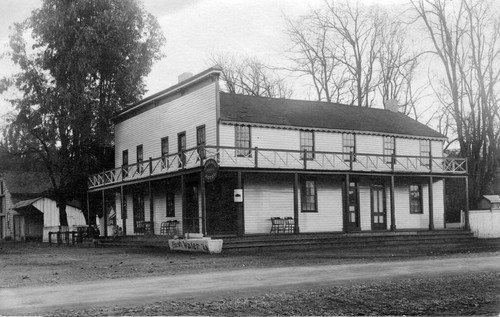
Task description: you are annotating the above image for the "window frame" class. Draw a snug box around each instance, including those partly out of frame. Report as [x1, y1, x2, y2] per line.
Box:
[122, 149, 129, 178]
[300, 130, 315, 160]
[383, 136, 395, 164]
[161, 137, 169, 168]
[235, 125, 251, 157]
[166, 187, 175, 217]
[409, 184, 423, 214]
[419, 139, 431, 166]
[196, 125, 206, 159]
[342, 133, 356, 161]
[136, 144, 144, 173]
[178, 131, 186, 167]
[300, 178, 318, 213]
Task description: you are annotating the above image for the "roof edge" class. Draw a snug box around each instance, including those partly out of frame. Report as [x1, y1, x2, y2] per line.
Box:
[113, 66, 222, 121]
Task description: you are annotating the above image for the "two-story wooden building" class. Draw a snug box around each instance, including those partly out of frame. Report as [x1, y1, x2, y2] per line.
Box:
[87, 67, 468, 238]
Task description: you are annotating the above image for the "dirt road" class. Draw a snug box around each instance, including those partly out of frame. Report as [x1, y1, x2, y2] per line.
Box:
[1, 254, 499, 315]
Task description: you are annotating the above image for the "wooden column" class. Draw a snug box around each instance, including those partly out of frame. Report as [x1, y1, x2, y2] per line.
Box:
[102, 189, 107, 237]
[428, 176, 434, 231]
[293, 173, 299, 233]
[121, 185, 126, 236]
[343, 174, 349, 233]
[237, 171, 244, 237]
[86, 192, 90, 226]
[181, 174, 186, 234]
[464, 176, 470, 230]
[149, 181, 154, 234]
[200, 170, 207, 236]
[390, 175, 396, 231]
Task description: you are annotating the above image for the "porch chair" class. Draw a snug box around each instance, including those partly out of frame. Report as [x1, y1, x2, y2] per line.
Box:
[284, 217, 295, 233]
[270, 217, 285, 234]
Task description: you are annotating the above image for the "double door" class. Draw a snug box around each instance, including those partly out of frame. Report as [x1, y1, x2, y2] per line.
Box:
[345, 181, 387, 231]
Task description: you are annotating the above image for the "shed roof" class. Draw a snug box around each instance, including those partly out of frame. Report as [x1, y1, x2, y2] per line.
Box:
[481, 195, 500, 204]
[219, 93, 445, 139]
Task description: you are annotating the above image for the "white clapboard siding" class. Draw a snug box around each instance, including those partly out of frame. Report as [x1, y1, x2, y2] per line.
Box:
[32, 198, 86, 227]
[432, 140, 444, 157]
[357, 135, 383, 155]
[298, 177, 343, 233]
[316, 131, 342, 152]
[115, 80, 217, 167]
[244, 174, 294, 234]
[394, 184, 430, 229]
[395, 138, 419, 156]
[358, 185, 373, 231]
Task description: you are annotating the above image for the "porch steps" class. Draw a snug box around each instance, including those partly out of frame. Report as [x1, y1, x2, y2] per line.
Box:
[98, 230, 500, 255]
[220, 230, 492, 252]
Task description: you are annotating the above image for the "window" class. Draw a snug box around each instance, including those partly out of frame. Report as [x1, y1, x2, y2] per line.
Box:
[300, 130, 315, 160]
[197, 125, 206, 159]
[420, 140, 430, 166]
[161, 137, 169, 167]
[122, 150, 129, 178]
[178, 132, 186, 167]
[235, 125, 251, 156]
[383, 136, 395, 163]
[301, 179, 317, 212]
[409, 185, 423, 214]
[136, 144, 143, 173]
[0, 181, 4, 214]
[342, 133, 356, 161]
[166, 189, 175, 217]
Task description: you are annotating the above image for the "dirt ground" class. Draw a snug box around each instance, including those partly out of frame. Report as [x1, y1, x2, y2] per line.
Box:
[1, 241, 500, 316]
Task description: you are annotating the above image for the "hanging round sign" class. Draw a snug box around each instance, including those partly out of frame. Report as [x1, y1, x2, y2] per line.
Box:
[204, 159, 219, 183]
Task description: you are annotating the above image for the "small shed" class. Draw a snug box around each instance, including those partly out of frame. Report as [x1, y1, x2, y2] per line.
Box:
[13, 197, 86, 242]
[479, 195, 500, 210]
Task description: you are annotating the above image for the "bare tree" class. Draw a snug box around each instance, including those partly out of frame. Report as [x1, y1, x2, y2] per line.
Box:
[411, 0, 500, 208]
[285, 0, 425, 116]
[208, 52, 293, 99]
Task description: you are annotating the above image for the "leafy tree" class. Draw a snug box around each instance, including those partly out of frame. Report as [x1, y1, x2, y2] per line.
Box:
[1, 0, 164, 225]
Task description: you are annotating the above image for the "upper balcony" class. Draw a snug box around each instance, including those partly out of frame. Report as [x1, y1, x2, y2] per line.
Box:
[88, 145, 467, 190]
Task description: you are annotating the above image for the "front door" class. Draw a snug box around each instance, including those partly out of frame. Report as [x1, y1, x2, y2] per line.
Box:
[132, 193, 145, 233]
[371, 185, 387, 230]
[184, 182, 200, 233]
[345, 180, 360, 231]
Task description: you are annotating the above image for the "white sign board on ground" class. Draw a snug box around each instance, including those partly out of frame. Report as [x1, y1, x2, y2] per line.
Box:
[168, 238, 223, 254]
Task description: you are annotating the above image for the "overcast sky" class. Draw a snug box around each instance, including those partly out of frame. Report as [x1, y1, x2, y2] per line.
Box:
[0, 0, 333, 119]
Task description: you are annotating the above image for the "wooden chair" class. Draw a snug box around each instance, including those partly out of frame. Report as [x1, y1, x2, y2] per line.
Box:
[284, 217, 295, 233]
[270, 217, 285, 234]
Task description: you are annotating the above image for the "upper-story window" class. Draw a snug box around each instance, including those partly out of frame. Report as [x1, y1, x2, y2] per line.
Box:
[419, 140, 430, 166]
[178, 132, 186, 167]
[235, 125, 251, 157]
[136, 144, 144, 173]
[342, 133, 356, 161]
[300, 130, 315, 160]
[383, 136, 395, 163]
[122, 149, 129, 178]
[161, 137, 169, 167]
[0, 180, 4, 214]
[197, 125, 206, 159]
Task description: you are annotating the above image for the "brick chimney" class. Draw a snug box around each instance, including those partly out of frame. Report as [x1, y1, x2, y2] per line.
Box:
[178, 72, 193, 83]
[384, 99, 399, 112]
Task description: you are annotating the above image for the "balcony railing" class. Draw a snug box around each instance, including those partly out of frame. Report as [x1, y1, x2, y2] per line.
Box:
[88, 145, 467, 189]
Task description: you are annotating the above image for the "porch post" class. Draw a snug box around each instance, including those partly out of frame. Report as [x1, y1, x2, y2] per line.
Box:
[181, 174, 186, 235]
[293, 173, 299, 233]
[148, 180, 154, 234]
[390, 175, 396, 231]
[428, 176, 434, 231]
[464, 176, 470, 230]
[236, 171, 244, 237]
[343, 174, 349, 232]
[121, 185, 126, 236]
[86, 191, 90, 226]
[102, 189, 107, 237]
[200, 170, 207, 236]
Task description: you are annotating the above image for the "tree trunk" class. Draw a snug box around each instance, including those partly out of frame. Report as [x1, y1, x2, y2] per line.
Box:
[59, 202, 69, 227]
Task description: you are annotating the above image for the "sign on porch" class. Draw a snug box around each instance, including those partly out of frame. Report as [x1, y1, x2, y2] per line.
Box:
[204, 159, 219, 182]
[234, 189, 243, 202]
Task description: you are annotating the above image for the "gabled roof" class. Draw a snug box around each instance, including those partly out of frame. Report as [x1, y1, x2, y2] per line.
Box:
[219, 93, 445, 139]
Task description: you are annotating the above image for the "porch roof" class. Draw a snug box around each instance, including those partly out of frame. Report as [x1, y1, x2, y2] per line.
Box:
[219, 93, 446, 139]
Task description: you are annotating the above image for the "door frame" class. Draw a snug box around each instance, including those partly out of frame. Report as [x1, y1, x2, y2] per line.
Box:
[344, 179, 361, 232]
[370, 184, 387, 230]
